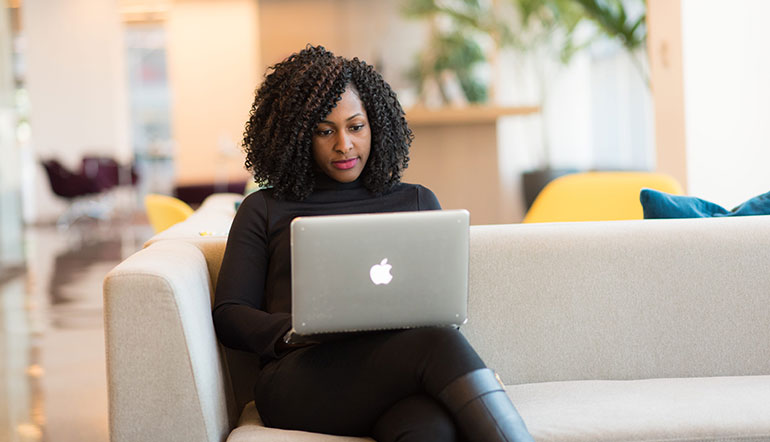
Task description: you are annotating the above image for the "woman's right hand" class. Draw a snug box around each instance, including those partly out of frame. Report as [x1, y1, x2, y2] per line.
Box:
[275, 333, 315, 354]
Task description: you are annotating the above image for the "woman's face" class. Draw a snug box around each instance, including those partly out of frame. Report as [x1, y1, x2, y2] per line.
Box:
[312, 85, 371, 183]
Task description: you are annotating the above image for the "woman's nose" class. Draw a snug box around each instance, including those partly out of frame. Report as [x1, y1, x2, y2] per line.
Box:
[334, 132, 353, 153]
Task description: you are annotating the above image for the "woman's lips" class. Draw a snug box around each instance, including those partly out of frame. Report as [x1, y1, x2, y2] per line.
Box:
[332, 158, 358, 170]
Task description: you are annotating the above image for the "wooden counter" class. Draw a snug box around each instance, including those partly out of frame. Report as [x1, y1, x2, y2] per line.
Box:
[403, 105, 540, 225]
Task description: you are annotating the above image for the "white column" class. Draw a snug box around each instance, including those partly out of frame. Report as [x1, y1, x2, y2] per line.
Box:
[680, 0, 770, 207]
[649, 0, 770, 207]
[22, 0, 129, 222]
[1, 0, 24, 260]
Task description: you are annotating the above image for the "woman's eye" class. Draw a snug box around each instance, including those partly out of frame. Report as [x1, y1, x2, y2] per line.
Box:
[350, 124, 365, 132]
[316, 129, 333, 136]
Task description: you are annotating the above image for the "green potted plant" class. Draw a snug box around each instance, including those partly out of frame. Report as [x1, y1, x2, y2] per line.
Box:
[403, 0, 648, 206]
[402, 0, 510, 105]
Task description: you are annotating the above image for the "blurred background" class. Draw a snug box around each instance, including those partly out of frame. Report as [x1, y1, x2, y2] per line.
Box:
[0, 0, 769, 440]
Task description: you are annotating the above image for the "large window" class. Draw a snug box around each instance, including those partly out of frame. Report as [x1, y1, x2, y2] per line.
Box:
[124, 24, 174, 197]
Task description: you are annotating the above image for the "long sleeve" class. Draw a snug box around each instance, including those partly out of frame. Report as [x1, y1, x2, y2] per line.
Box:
[213, 191, 291, 362]
[212, 179, 443, 364]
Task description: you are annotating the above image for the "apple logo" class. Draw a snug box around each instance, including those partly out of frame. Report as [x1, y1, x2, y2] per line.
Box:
[369, 258, 393, 285]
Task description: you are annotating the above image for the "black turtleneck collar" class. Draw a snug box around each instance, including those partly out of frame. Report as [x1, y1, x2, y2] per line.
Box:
[313, 170, 365, 191]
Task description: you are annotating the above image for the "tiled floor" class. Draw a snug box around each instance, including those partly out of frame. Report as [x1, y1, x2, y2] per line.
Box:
[1, 214, 153, 442]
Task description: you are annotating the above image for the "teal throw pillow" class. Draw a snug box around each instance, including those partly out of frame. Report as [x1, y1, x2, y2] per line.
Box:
[640, 189, 770, 219]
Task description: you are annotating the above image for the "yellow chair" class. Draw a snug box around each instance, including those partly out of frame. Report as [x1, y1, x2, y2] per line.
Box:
[144, 193, 195, 233]
[523, 171, 684, 223]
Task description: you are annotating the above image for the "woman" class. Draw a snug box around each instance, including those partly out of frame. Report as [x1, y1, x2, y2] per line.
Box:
[213, 45, 532, 442]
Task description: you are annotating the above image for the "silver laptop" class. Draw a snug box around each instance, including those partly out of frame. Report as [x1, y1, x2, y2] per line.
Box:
[288, 209, 469, 342]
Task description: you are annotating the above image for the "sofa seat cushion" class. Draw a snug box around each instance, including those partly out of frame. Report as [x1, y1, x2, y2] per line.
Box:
[509, 375, 770, 441]
[228, 401, 373, 442]
[230, 376, 770, 441]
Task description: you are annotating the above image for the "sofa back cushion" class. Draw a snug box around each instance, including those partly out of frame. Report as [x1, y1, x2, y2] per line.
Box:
[462, 215, 770, 385]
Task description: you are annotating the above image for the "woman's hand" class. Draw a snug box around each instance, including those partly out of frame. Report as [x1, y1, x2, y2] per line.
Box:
[275, 333, 315, 354]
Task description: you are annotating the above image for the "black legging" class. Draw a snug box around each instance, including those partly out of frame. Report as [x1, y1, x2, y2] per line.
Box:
[254, 327, 486, 441]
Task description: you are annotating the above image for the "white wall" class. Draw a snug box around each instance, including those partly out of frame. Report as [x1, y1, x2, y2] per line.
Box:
[165, 0, 258, 186]
[22, 0, 129, 222]
[258, 0, 425, 96]
[681, 0, 770, 208]
[589, 47, 654, 170]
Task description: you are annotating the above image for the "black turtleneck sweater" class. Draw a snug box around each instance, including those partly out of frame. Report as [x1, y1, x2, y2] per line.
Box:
[213, 174, 441, 364]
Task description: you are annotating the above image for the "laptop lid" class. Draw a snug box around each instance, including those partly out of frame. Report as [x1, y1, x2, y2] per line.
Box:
[290, 209, 469, 337]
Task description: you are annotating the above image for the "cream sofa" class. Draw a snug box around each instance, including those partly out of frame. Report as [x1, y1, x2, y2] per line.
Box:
[104, 194, 770, 441]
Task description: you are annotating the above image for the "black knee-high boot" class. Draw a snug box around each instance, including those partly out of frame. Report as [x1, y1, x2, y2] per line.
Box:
[438, 368, 534, 442]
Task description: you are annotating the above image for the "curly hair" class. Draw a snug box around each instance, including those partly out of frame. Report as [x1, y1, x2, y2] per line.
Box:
[242, 45, 413, 200]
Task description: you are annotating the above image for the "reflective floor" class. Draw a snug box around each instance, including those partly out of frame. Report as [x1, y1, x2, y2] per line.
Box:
[1, 213, 153, 442]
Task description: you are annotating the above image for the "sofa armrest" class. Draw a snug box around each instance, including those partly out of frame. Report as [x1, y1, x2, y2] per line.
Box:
[143, 193, 241, 248]
[104, 240, 233, 442]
